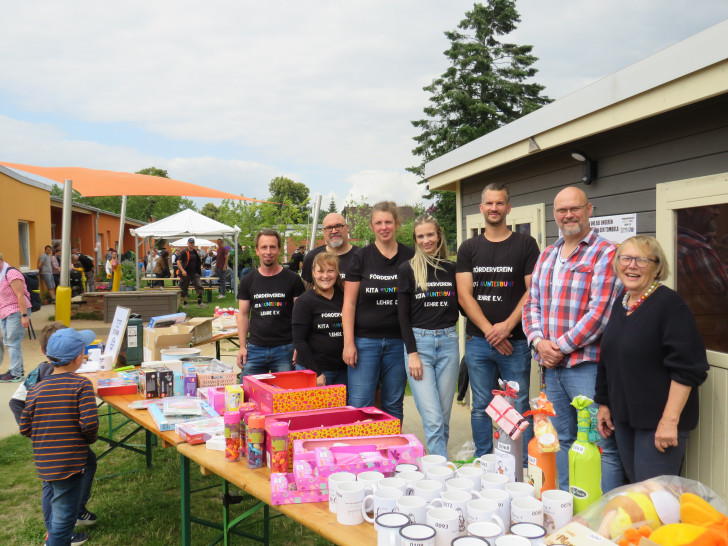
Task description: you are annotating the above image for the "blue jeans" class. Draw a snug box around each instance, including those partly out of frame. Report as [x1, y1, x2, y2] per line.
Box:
[243, 343, 294, 377]
[46, 472, 83, 546]
[544, 363, 624, 493]
[406, 327, 459, 458]
[215, 268, 229, 296]
[465, 336, 532, 459]
[294, 363, 349, 390]
[0, 310, 28, 377]
[348, 337, 406, 421]
[43, 448, 97, 531]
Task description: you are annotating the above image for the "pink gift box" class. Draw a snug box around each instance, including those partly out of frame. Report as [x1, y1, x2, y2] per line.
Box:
[243, 370, 346, 414]
[486, 394, 529, 440]
[264, 406, 401, 471]
[270, 471, 328, 505]
[204, 386, 229, 415]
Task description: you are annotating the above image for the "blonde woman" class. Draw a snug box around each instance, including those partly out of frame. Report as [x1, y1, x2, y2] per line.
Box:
[397, 215, 458, 457]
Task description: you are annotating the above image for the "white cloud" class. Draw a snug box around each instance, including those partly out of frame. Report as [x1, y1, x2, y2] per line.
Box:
[343, 170, 425, 206]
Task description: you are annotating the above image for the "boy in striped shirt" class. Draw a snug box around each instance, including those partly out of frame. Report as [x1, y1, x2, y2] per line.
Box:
[20, 328, 99, 546]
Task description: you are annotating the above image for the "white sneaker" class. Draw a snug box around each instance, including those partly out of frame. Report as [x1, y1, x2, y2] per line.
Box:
[217, 294, 226, 299]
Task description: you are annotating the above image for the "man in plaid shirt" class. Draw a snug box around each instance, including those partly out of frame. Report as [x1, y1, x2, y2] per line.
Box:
[523, 186, 624, 493]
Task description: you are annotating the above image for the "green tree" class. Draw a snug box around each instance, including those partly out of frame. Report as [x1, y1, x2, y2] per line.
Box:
[268, 176, 310, 224]
[408, 0, 551, 248]
[200, 202, 220, 220]
[327, 197, 338, 214]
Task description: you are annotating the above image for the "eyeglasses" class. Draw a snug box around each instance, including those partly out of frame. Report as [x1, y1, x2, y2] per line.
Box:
[322, 224, 347, 233]
[618, 255, 657, 268]
[554, 204, 589, 215]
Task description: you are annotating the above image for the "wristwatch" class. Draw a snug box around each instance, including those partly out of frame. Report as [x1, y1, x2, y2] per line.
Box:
[531, 337, 543, 351]
[21, 313, 28, 317]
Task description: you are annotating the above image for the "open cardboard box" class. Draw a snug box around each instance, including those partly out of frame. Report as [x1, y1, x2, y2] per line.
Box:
[173, 317, 214, 344]
[143, 327, 191, 362]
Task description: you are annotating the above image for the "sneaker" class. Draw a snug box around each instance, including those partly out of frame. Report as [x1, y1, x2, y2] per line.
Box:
[197, 302, 208, 308]
[71, 532, 89, 545]
[217, 294, 226, 299]
[0, 373, 22, 383]
[76, 508, 97, 526]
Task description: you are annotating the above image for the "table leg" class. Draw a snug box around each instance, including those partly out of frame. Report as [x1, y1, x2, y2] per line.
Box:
[145, 430, 153, 468]
[264, 504, 270, 546]
[222, 480, 231, 546]
[180, 454, 191, 546]
[216, 340, 221, 360]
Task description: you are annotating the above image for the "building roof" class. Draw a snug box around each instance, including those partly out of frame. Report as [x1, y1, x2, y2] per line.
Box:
[50, 196, 147, 226]
[0, 164, 52, 191]
[425, 19, 728, 190]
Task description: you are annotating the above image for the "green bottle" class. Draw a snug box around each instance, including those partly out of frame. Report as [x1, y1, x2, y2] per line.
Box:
[568, 395, 602, 513]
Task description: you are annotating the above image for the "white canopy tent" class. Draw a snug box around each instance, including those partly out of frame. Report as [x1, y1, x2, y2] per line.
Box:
[130, 209, 241, 293]
[170, 237, 215, 248]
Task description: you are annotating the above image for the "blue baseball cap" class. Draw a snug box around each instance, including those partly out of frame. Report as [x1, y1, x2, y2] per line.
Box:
[46, 329, 97, 366]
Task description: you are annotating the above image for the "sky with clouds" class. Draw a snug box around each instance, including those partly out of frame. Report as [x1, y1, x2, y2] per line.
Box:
[2, 1, 727, 211]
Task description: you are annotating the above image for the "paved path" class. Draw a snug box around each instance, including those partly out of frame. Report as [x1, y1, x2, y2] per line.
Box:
[0, 303, 475, 460]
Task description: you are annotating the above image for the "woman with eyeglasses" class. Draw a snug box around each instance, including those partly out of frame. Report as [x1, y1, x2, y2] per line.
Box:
[594, 235, 708, 482]
[397, 215, 458, 458]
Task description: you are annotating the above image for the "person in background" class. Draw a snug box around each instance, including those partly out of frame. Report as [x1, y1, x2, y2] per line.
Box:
[0, 252, 31, 382]
[105, 251, 118, 289]
[153, 250, 171, 287]
[76, 253, 95, 293]
[288, 245, 305, 273]
[177, 238, 207, 308]
[170, 246, 178, 278]
[523, 186, 623, 493]
[595, 236, 708, 482]
[301, 213, 360, 289]
[20, 328, 99, 546]
[38, 245, 56, 303]
[236, 229, 305, 376]
[10, 322, 98, 544]
[214, 238, 230, 299]
[342, 201, 415, 421]
[292, 252, 348, 388]
[51, 249, 62, 289]
[398, 215, 458, 458]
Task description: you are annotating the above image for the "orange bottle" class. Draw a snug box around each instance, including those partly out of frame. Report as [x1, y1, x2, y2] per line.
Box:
[526, 435, 556, 499]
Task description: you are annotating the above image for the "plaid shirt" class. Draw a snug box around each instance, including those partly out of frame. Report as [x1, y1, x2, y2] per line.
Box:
[523, 230, 620, 368]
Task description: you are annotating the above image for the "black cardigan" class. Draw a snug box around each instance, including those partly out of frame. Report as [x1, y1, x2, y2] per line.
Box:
[595, 285, 708, 430]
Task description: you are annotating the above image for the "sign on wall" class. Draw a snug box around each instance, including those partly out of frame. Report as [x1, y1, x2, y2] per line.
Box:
[589, 213, 637, 244]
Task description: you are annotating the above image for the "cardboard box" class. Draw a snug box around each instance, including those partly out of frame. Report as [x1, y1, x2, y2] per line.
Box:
[243, 370, 347, 414]
[143, 327, 191, 362]
[140, 369, 159, 398]
[270, 472, 328, 506]
[175, 416, 224, 445]
[158, 368, 174, 397]
[148, 312, 187, 328]
[147, 399, 218, 431]
[264, 406, 401, 471]
[174, 317, 214, 344]
[546, 522, 617, 546]
[97, 376, 138, 396]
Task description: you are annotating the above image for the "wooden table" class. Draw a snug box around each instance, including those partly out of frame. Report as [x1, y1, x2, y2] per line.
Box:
[177, 443, 377, 546]
[192, 330, 239, 360]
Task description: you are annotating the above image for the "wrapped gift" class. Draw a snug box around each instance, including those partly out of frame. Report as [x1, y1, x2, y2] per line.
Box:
[175, 416, 224, 444]
[243, 370, 346, 414]
[264, 406, 401, 471]
[270, 471, 328, 505]
[486, 393, 529, 440]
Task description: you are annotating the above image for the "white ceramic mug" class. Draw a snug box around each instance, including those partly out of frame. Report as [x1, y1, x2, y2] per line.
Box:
[426, 506, 460, 546]
[396, 463, 420, 474]
[379, 476, 408, 496]
[363, 487, 403, 523]
[376, 512, 411, 546]
[100, 354, 114, 371]
[328, 471, 356, 513]
[420, 454, 457, 474]
[467, 497, 506, 528]
[477, 488, 510, 527]
[400, 523, 437, 546]
[510, 522, 547, 546]
[445, 477, 477, 494]
[336, 481, 366, 525]
[457, 466, 484, 491]
[452, 537, 490, 545]
[505, 482, 535, 500]
[410, 479, 444, 502]
[358, 470, 386, 495]
[541, 489, 573, 534]
[510, 497, 543, 526]
[430, 490, 471, 535]
[468, 520, 505, 541]
[481, 472, 509, 490]
[474, 454, 497, 473]
[426, 465, 455, 485]
[399, 470, 425, 494]
[88, 348, 102, 363]
[495, 535, 531, 546]
[396, 495, 429, 524]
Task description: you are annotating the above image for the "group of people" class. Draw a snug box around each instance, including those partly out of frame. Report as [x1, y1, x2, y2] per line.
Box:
[235, 184, 709, 492]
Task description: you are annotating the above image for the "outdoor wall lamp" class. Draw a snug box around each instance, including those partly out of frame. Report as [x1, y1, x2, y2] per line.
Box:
[571, 150, 598, 185]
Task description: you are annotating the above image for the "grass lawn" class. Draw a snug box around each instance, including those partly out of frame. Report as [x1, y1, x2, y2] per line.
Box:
[0, 412, 333, 546]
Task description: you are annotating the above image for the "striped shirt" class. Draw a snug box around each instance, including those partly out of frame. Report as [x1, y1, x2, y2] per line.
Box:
[19, 373, 99, 481]
[522, 230, 620, 368]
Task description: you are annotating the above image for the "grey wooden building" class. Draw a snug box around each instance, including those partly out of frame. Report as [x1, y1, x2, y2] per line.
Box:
[425, 21, 728, 497]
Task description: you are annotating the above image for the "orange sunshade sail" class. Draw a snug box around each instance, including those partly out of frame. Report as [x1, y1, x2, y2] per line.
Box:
[0, 162, 265, 202]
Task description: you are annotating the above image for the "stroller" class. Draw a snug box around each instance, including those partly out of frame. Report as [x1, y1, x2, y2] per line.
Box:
[69, 269, 85, 297]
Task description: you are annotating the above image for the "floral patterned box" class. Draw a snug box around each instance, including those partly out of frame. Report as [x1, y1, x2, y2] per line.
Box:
[243, 370, 346, 414]
[270, 471, 328, 505]
[264, 406, 401, 472]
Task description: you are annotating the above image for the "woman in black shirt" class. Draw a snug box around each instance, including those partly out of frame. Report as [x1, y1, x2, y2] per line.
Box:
[342, 201, 414, 421]
[292, 252, 348, 387]
[398, 214, 459, 457]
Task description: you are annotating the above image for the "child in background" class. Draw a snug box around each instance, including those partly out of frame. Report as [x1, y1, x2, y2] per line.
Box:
[20, 328, 100, 546]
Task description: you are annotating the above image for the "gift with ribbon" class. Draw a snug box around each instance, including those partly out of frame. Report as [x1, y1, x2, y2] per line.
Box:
[486, 381, 530, 440]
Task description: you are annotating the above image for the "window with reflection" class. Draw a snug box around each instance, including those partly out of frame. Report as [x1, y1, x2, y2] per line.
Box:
[676, 204, 728, 353]
[514, 223, 531, 236]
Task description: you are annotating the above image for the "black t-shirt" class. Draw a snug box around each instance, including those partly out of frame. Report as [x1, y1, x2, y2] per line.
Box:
[77, 254, 94, 272]
[237, 268, 305, 347]
[397, 260, 459, 353]
[292, 287, 346, 373]
[346, 242, 415, 339]
[456, 232, 539, 340]
[289, 251, 304, 272]
[301, 245, 361, 284]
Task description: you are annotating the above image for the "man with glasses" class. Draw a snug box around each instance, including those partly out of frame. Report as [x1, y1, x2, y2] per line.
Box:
[301, 213, 360, 287]
[523, 186, 624, 493]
